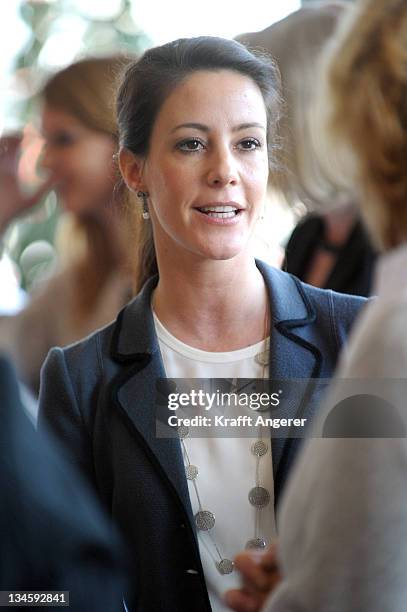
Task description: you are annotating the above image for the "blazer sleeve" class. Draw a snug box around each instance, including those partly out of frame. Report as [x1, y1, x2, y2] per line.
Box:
[328, 289, 367, 352]
[38, 346, 96, 488]
[0, 289, 55, 395]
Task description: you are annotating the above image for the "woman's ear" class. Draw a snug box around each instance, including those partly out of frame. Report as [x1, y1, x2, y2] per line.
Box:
[118, 148, 145, 192]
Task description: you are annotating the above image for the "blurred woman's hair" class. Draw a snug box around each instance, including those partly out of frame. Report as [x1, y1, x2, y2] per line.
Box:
[42, 56, 121, 139]
[116, 36, 282, 291]
[41, 55, 134, 315]
[237, 1, 352, 213]
[320, 0, 407, 250]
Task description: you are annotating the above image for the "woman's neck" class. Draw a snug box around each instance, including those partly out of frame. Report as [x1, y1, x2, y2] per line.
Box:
[89, 203, 131, 270]
[152, 254, 269, 352]
[323, 204, 357, 245]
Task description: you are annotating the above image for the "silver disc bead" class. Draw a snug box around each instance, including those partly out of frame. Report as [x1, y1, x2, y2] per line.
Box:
[248, 486, 270, 508]
[216, 558, 234, 575]
[178, 425, 189, 439]
[251, 440, 268, 457]
[195, 510, 215, 531]
[254, 351, 269, 366]
[245, 537, 267, 550]
[186, 465, 198, 480]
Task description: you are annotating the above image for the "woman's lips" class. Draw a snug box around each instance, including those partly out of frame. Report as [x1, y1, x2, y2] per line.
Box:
[196, 202, 243, 216]
[194, 204, 244, 225]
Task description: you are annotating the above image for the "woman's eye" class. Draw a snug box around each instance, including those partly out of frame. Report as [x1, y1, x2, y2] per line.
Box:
[177, 138, 205, 152]
[237, 138, 262, 151]
[50, 132, 76, 147]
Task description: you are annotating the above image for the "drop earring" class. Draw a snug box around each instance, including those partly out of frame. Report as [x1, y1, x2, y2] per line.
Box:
[137, 191, 150, 220]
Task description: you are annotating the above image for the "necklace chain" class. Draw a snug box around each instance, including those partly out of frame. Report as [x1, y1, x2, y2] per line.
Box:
[179, 296, 271, 576]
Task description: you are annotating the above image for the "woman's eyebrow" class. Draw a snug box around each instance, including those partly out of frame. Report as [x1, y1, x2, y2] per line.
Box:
[233, 122, 266, 132]
[170, 121, 266, 133]
[171, 122, 209, 133]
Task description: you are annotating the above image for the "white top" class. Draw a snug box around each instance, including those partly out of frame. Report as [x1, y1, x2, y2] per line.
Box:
[153, 312, 277, 612]
[264, 243, 407, 612]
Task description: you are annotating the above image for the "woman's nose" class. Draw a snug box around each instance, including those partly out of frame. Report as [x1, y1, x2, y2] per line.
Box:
[40, 143, 55, 172]
[40, 142, 64, 172]
[206, 148, 238, 187]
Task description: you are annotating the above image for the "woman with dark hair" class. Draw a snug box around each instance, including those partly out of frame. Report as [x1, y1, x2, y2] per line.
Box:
[39, 37, 364, 611]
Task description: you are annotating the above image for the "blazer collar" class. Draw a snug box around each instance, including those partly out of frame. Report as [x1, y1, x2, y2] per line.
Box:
[111, 261, 317, 362]
[256, 260, 321, 379]
[111, 274, 160, 361]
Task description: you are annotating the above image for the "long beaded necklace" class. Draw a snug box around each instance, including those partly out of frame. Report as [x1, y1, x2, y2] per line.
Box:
[179, 301, 271, 576]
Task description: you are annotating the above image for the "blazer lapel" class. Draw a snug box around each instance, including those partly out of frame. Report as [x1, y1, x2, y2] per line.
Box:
[110, 277, 194, 526]
[256, 262, 323, 504]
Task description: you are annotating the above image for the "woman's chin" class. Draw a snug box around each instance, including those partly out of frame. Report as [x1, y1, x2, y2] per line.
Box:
[56, 190, 75, 212]
[154, 225, 251, 264]
[195, 241, 249, 262]
[57, 193, 94, 216]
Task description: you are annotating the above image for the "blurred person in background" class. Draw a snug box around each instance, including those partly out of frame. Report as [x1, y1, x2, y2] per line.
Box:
[0, 55, 135, 396]
[238, 2, 377, 297]
[226, 1, 407, 610]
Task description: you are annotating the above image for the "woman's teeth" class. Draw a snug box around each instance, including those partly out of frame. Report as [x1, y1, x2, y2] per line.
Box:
[207, 211, 236, 218]
[197, 205, 239, 218]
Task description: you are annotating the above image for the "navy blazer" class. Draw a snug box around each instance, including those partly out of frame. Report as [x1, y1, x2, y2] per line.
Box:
[38, 262, 365, 612]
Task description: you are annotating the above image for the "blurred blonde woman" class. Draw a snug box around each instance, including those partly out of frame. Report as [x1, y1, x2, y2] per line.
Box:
[227, 1, 407, 611]
[238, 2, 377, 296]
[0, 56, 134, 395]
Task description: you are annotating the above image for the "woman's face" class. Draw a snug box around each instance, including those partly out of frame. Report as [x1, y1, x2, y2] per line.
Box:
[137, 70, 269, 262]
[41, 105, 116, 215]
